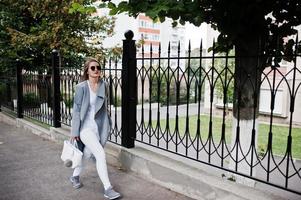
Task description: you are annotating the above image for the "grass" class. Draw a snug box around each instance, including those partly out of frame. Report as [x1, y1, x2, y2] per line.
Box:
[24, 116, 52, 129]
[1, 107, 52, 129]
[150, 115, 301, 159]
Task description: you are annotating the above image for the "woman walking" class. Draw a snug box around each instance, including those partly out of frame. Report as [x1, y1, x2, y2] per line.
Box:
[70, 58, 121, 200]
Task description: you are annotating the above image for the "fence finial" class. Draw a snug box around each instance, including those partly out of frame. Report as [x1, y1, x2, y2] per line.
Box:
[295, 33, 299, 55]
[124, 30, 134, 40]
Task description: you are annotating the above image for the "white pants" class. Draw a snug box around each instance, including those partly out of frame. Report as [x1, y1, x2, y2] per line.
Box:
[72, 129, 111, 190]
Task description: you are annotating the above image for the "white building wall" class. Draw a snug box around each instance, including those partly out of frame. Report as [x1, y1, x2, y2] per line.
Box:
[259, 25, 301, 124]
[160, 19, 186, 70]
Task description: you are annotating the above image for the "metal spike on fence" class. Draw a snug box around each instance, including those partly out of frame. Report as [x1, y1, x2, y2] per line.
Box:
[295, 33, 299, 55]
[109, 57, 112, 71]
[168, 42, 171, 69]
[212, 38, 216, 55]
[103, 57, 106, 68]
[200, 39, 203, 54]
[199, 39, 203, 68]
[200, 40, 203, 52]
[188, 40, 191, 74]
[159, 42, 161, 56]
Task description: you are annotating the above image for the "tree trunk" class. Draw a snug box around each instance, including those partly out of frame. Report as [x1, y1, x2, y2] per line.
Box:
[233, 36, 263, 120]
[229, 35, 265, 185]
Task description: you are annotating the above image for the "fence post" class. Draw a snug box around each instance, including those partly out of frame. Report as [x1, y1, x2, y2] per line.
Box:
[52, 49, 61, 127]
[16, 59, 23, 118]
[121, 30, 137, 148]
[0, 78, 1, 111]
[6, 82, 12, 109]
[0, 83, 1, 111]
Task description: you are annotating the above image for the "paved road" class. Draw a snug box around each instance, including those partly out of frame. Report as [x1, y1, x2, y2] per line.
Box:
[0, 121, 194, 200]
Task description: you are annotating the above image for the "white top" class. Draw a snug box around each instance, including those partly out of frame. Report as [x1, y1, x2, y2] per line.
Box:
[80, 81, 99, 135]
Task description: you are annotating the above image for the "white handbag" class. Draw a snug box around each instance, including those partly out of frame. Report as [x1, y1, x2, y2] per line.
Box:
[61, 140, 83, 168]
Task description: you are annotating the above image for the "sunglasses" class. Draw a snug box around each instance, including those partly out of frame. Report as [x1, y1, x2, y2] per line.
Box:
[90, 65, 101, 71]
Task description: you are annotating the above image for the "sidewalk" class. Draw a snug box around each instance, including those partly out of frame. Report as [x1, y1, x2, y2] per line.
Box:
[0, 121, 194, 200]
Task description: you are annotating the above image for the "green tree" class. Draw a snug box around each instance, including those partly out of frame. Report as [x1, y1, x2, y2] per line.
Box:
[102, 0, 301, 120]
[0, 0, 115, 72]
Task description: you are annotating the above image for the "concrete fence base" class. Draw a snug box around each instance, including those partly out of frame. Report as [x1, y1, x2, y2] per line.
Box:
[0, 112, 285, 200]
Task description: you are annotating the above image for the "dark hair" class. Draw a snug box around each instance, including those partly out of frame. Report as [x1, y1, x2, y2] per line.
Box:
[82, 58, 101, 81]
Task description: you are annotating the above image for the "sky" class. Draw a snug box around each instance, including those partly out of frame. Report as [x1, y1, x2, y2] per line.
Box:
[184, 22, 219, 50]
[184, 23, 205, 49]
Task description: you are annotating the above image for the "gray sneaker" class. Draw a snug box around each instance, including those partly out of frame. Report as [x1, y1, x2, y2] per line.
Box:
[104, 186, 121, 199]
[69, 176, 83, 189]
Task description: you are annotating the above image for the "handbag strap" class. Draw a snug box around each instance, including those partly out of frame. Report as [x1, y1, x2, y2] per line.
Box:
[70, 139, 79, 148]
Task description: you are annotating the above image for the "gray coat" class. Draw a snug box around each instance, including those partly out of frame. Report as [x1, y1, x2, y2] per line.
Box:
[71, 80, 112, 146]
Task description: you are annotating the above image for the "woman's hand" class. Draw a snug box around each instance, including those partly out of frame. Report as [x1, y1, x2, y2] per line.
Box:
[71, 136, 80, 141]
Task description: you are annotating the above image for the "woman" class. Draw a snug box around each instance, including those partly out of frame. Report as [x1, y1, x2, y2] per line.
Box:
[70, 58, 121, 200]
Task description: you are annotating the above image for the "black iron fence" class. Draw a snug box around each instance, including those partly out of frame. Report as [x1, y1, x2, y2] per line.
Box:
[0, 68, 17, 115]
[0, 31, 300, 195]
[0, 51, 124, 144]
[21, 63, 53, 125]
[134, 35, 301, 194]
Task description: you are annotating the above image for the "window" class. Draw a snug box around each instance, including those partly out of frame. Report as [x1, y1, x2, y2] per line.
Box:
[139, 20, 147, 28]
[152, 35, 159, 41]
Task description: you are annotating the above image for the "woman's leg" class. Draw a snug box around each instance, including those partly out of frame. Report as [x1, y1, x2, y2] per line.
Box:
[80, 129, 111, 190]
[72, 145, 92, 177]
[72, 166, 82, 177]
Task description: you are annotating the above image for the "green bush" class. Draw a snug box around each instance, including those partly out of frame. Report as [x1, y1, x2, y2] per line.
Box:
[0, 83, 5, 99]
[23, 92, 40, 108]
[151, 72, 192, 106]
[110, 92, 122, 107]
[64, 97, 74, 108]
[0, 83, 5, 106]
[61, 92, 74, 108]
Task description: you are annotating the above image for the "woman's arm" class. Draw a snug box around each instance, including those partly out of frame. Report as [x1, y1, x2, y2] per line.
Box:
[71, 85, 83, 138]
